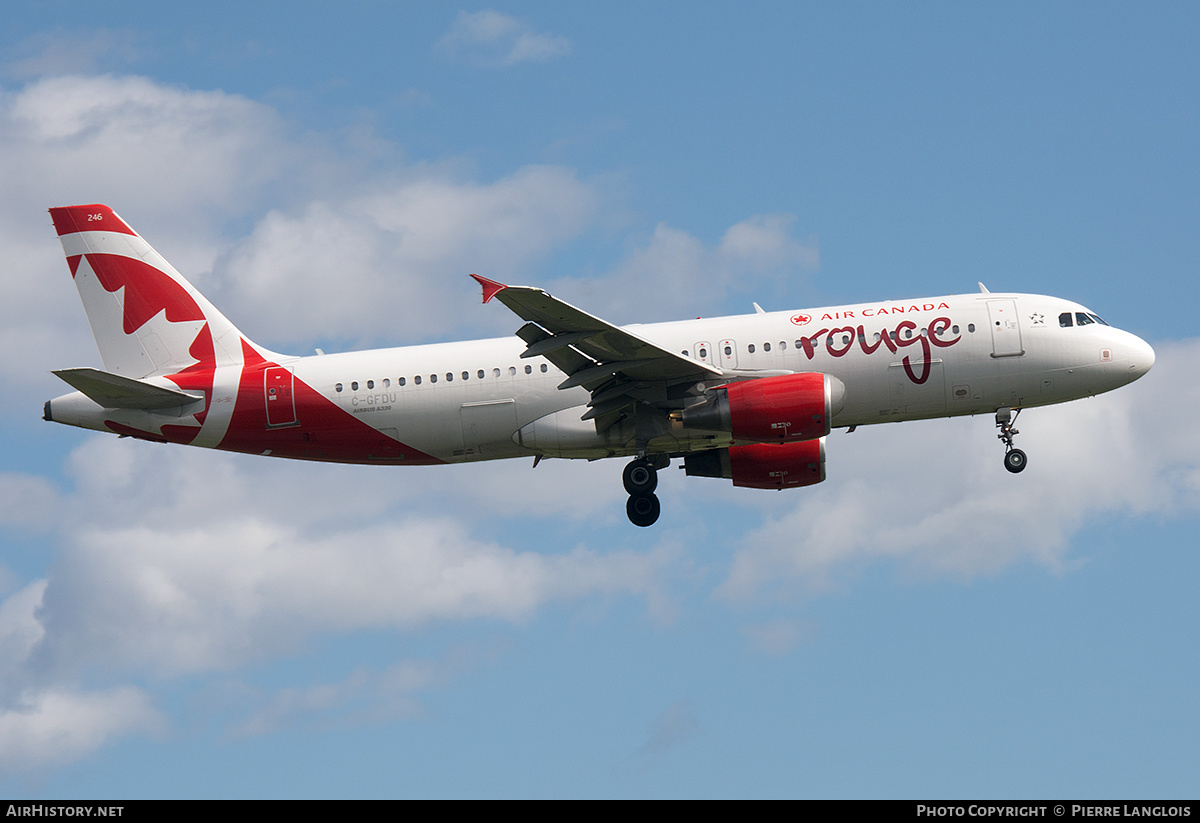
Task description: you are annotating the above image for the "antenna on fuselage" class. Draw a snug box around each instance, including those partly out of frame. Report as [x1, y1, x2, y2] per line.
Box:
[978, 283, 991, 293]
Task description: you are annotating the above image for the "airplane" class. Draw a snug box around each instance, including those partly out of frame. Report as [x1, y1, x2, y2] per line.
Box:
[43, 204, 1155, 527]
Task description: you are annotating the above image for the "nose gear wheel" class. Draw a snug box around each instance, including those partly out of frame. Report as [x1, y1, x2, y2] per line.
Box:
[996, 407, 1027, 474]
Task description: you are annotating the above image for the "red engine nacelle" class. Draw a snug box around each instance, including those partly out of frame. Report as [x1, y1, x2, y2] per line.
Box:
[680, 372, 839, 443]
[683, 439, 826, 489]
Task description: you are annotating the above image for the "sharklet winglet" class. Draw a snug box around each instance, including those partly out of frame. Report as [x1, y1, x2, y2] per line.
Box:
[470, 274, 508, 304]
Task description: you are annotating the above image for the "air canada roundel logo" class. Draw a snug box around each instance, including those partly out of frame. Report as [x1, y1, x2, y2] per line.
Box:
[790, 313, 812, 326]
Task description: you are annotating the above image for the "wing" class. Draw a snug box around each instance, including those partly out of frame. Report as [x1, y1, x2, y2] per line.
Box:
[470, 274, 723, 426]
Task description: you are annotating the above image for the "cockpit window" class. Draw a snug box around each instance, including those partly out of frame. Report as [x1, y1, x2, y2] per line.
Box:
[1089, 313, 1109, 326]
[1075, 312, 1095, 326]
[1059, 312, 1073, 328]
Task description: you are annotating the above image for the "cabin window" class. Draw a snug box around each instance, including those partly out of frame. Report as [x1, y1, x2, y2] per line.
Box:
[795, 340, 804, 349]
[724, 345, 732, 356]
[462, 371, 469, 381]
[699, 347, 707, 359]
[444, 373, 452, 382]
[398, 377, 406, 387]
[967, 323, 975, 333]
[414, 375, 421, 385]
[365, 380, 373, 389]
[779, 341, 787, 350]
[382, 378, 390, 388]
[764, 342, 771, 352]
[540, 363, 548, 373]
[351, 381, 359, 391]
[525, 365, 532, 374]
[748, 344, 756, 353]
[430, 374, 438, 383]
[335, 382, 343, 393]
[509, 366, 517, 376]
[478, 370, 486, 379]
[494, 368, 501, 378]
[903, 329, 913, 340]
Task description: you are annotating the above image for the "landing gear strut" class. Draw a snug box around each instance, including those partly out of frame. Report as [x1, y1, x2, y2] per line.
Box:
[624, 456, 664, 526]
[996, 407, 1027, 474]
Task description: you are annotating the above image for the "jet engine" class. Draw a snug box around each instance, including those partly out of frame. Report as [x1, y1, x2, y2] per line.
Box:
[679, 372, 843, 443]
[683, 439, 826, 489]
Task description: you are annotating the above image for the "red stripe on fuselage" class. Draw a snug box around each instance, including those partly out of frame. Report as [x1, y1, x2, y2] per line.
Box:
[217, 341, 443, 465]
[103, 420, 208, 446]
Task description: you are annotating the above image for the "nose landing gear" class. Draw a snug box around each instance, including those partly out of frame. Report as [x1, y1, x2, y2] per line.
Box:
[623, 455, 665, 526]
[996, 407, 1026, 474]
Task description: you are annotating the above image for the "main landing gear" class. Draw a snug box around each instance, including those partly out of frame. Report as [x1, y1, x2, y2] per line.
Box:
[996, 407, 1027, 474]
[624, 456, 664, 527]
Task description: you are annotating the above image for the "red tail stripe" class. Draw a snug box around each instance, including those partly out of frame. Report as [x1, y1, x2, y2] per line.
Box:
[49, 205, 138, 237]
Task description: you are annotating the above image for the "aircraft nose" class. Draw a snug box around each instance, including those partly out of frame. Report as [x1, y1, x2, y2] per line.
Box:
[1128, 334, 1155, 379]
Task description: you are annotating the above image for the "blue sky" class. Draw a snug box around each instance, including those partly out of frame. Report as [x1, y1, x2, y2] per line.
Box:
[1, 2, 1197, 798]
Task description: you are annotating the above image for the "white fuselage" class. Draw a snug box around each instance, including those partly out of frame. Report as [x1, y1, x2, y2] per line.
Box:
[255, 290, 1153, 463]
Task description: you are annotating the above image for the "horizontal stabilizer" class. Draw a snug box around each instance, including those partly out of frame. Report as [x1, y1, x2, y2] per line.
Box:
[52, 367, 203, 410]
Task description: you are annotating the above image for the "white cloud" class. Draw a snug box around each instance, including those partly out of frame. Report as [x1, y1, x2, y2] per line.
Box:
[0, 474, 60, 530]
[0, 427, 677, 771]
[5, 74, 289, 224]
[0, 686, 164, 774]
[214, 165, 599, 347]
[0, 580, 47, 689]
[546, 215, 819, 323]
[0, 578, 165, 773]
[21, 435, 675, 678]
[720, 214, 820, 271]
[436, 11, 572, 67]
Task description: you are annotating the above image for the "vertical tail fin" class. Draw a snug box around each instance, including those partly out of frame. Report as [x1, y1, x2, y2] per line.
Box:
[49, 204, 262, 378]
